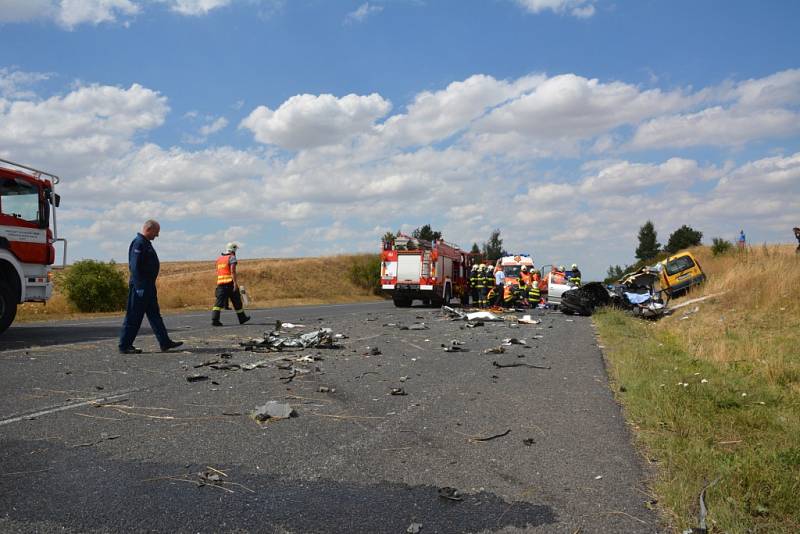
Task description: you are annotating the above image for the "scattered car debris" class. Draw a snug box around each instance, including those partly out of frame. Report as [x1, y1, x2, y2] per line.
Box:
[209, 362, 242, 371]
[405, 323, 429, 330]
[523, 438, 535, 446]
[240, 360, 271, 371]
[194, 359, 220, 368]
[250, 401, 297, 423]
[437, 487, 463, 501]
[390, 387, 407, 396]
[501, 338, 527, 346]
[443, 345, 468, 352]
[483, 346, 505, 354]
[492, 361, 551, 370]
[682, 478, 720, 534]
[241, 328, 337, 351]
[406, 522, 423, 534]
[186, 374, 209, 382]
[70, 432, 121, 448]
[218, 352, 232, 359]
[318, 386, 335, 393]
[466, 311, 503, 321]
[465, 320, 484, 328]
[467, 429, 511, 442]
[518, 315, 541, 324]
[365, 346, 382, 356]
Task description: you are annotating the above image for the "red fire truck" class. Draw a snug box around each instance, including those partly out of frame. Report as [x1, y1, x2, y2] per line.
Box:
[0, 158, 66, 334]
[380, 233, 472, 307]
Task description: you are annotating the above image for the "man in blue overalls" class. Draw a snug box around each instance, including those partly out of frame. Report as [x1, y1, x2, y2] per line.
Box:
[118, 219, 183, 354]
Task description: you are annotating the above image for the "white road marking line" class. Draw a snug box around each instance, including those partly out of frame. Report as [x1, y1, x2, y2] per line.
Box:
[0, 388, 144, 427]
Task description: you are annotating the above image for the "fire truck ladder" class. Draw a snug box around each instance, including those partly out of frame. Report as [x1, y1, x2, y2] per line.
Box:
[421, 250, 432, 278]
[0, 158, 67, 266]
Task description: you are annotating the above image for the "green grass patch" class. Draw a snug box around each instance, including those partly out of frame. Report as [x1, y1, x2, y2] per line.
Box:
[594, 308, 800, 533]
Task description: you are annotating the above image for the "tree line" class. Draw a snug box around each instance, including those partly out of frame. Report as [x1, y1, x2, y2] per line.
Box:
[384, 225, 508, 261]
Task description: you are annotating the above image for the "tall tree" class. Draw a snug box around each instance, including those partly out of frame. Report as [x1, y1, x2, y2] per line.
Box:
[606, 264, 626, 281]
[665, 225, 703, 254]
[382, 231, 396, 244]
[635, 220, 661, 261]
[483, 229, 507, 260]
[470, 242, 481, 255]
[412, 224, 442, 242]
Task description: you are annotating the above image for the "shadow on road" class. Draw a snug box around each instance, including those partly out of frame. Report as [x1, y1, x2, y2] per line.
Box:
[0, 324, 125, 351]
[0, 437, 557, 533]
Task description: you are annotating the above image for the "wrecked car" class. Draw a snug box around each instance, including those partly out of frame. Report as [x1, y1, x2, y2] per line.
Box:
[538, 265, 577, 308]
[560, 282, 610, 316]
[609, 268, 667, 319]
[657, 251, 706, 298]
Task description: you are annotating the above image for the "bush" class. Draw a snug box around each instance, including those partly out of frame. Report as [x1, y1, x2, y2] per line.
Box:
[348, 254, 382, 295]
[711, 237, 733, 256]
[62, 260, 128, 312]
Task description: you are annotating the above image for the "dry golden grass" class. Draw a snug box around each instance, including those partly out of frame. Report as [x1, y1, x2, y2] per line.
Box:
[662, 244, 800, 388]
[16, 254, 382, 321]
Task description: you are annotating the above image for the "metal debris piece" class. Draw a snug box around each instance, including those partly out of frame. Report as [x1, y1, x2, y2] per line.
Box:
[501, 338, 527, 346]
[518, 315, 541, 324]
[218, 352, 232, 359]
[523, 438, 535, 446]
[390, 387, 408, 396]
[492, 361, 551, 370]
[241, 328, 336, 351]
[443, 345, 467, 352]
[250, 401, 297, 422]
[465, 321, 484, 328]
[365, 346, 382, 355]
[406, 523, 423, 534]
[466, 311, 502, 321]
[438, 487, 463, 501]
[186, 374, 209, 382]
[210, 362, 242, 371]
[318, 386, 335, 393]
[483, 346, 505, 354]
[241, 360, 271, 371]
[442, 306, 467, 319]
[469, 429, 511, 442]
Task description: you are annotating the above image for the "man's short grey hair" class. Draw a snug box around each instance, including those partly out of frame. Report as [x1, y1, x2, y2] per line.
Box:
[143, 219, 160, 231]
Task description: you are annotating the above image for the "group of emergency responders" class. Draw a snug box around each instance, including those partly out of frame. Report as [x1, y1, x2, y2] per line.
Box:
[468, 262, 581, 309]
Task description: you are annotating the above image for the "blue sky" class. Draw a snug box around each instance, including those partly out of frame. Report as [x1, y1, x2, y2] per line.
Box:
[1, 0, 798, 279]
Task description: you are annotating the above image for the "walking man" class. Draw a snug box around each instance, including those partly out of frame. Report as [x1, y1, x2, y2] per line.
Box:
[211, 242, 251, 326]
[119, 220, 183, 354]
[493, 265, 506, 308]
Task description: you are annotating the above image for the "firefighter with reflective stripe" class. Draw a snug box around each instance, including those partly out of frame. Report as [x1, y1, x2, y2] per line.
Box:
[469, 264, 481, 307]
[481, 265, 494, 307]
[568, 263, 582, 286]
[476, 264, 488, 307]
[529, 279, 541, 306]
[211, 242, 251, 326]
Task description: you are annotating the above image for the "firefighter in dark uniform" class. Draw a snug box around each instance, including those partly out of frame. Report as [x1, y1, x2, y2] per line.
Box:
[118, 220, 183, 354]
[212, 242, 251, 326]
[469, 264, 481, 307]
[569, 263, 582, 286]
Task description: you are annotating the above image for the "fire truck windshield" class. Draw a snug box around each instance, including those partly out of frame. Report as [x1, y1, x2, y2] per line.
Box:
[0, 178, 40, 224]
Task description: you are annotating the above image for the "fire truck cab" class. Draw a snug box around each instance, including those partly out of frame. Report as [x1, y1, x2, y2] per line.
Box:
[0, 158, 66, 334]
[380, 234, 472, 307]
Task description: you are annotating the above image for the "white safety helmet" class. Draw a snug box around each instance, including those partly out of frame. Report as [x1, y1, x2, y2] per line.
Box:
[571, 263, 578, 270]
[226, 242, 239, 253]
[471, 264, 479, 271]
[520, 266, 528, 273]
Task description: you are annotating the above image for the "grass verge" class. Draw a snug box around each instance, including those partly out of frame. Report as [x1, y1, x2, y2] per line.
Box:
[594, 244, 800, 533]
[16, 253, 384, 322]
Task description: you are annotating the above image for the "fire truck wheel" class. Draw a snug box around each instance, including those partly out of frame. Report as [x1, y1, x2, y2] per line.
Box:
[0, 280, 17, 335]
[393, 297, 412, 308]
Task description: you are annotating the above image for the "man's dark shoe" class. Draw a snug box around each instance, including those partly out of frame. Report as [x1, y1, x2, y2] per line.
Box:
[160, 340, 184, 352]
[119, 346, 142, 354]
[212, 321, 224, 327]
[239, 316, 251, 325]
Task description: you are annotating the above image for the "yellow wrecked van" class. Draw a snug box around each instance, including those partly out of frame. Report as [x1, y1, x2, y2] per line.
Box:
[658, 251, 706, 297]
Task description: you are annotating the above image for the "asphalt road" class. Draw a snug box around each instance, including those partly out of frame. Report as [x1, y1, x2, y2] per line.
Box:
[0, 301, 662, 533]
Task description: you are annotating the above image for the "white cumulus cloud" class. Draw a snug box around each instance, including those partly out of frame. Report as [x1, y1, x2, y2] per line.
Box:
[160, 0, 232, 16]
[345, 2, 383, 24]
[240, 93, 391, 150]
[514, 0, 596, 18]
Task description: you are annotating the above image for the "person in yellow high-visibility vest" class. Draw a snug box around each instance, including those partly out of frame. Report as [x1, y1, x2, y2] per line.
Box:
[211, 242, 250, 326]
